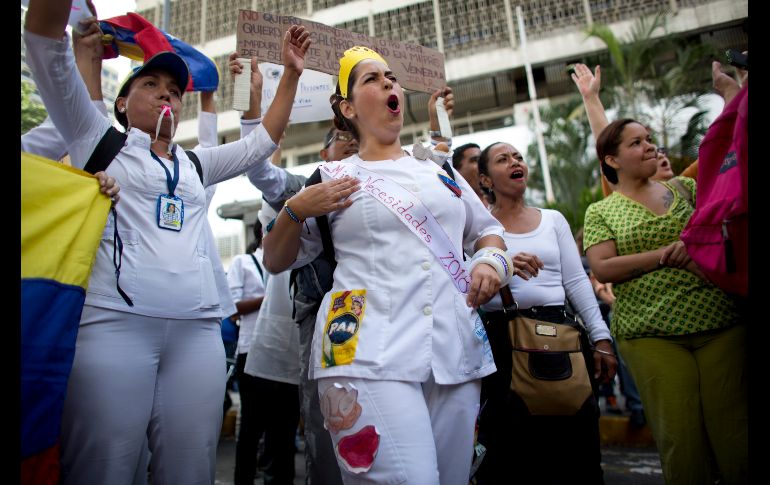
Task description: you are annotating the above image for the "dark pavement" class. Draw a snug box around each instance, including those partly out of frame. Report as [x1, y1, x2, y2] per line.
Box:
[214, 436, 662, 484]
[215, 390, 663, 484]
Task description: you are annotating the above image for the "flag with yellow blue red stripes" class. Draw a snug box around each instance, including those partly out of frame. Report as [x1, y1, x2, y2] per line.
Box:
[21, 152, 111, 484]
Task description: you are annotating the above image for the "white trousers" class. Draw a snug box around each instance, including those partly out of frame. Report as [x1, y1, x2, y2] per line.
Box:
[60, 305, 225, 485]
[317, 375, 481, 485]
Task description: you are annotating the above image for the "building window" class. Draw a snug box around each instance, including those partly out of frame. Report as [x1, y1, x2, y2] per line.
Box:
[168, 0, 202, 45]
[206, 0, 252, 41]
[588, 0, 671, 27]
[441, 0, 510, 59]
[372, 2, 439, 51]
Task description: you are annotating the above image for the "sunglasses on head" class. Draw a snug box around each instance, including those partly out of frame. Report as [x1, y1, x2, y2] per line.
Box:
[325, 132, 354, 148]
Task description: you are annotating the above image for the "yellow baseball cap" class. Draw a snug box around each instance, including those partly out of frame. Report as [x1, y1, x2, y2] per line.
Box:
[338, 46, 388, 99]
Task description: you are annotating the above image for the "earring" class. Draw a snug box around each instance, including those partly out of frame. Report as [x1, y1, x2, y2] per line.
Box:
[119, 107, 126, 113]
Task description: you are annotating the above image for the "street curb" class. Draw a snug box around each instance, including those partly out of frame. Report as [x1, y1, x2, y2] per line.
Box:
[599, 415, 655, 447]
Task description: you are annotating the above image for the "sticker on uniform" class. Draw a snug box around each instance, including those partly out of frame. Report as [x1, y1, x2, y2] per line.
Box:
[437, 172, 462, 198]
[337, 425, 380, 474]
[474, 314, 494, 365]
[320, 383, 362, 434]
[322, 290, 367, 368]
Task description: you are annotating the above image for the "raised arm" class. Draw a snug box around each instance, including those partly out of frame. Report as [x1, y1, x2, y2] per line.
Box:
[22, 8, 112, 162]
[73, 15, 103, 103]
[194, 30, 306, 189]
[261, 26, 310, 144]
[571, 64, 609, 141]
[571, 64, 613, 196]
[24, 0, 112, 168]
[427, 86, 454, 145]
[228, 53, 291, 201]
[24, 0, 71, 39]
[196, 91, 218, 149]
[711, 60, 744, 109]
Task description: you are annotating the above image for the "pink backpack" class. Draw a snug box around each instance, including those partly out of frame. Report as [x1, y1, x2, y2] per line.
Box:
[681, 85, 748, 297]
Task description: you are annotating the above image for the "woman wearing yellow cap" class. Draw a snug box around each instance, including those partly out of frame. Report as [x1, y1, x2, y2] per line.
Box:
[263, 47, 510, 483]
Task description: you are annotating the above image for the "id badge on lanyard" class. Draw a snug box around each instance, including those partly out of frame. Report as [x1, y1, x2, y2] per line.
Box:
[158, 194, 184, 231]
[151, 150, 184, 232]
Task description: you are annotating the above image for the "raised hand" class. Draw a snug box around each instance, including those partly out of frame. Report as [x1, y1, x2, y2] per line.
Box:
[571, 63, 601, 99]
[228, 53, 263, 91]
[282, 25, 311, 76]
[428, 86, 454, 121]
[73, 16, 103, 61]
[711, 61, 741, 105]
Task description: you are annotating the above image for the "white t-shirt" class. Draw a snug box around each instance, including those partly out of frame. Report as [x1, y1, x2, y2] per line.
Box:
[227, 249, 267, 355]
[244, 269, 301, 385]
[481, 209, 610, 343]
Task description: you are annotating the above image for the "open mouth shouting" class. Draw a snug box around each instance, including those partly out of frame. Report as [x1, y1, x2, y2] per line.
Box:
[386, 94, 400, 114]
[511, 168, 525, 180]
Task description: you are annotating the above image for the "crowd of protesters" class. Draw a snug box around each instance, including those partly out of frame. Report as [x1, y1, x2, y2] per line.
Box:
[22, 1, 747, 483]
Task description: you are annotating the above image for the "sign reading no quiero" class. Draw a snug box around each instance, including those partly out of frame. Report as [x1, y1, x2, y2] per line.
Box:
[236, 9, 446, 94]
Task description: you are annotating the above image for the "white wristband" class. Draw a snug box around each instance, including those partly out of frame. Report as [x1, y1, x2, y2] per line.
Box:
[469, 247, 513, 285]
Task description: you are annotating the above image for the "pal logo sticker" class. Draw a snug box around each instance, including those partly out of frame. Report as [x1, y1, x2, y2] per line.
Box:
[322, 290, 366, 368]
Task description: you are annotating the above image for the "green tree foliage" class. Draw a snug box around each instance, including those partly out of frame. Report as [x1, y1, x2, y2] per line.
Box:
[22, 81, 47, 135]
[526, 98, 603, 234]
[585, 12, 718, 173]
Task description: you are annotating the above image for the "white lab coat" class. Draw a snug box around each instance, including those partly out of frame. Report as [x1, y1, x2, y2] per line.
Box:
[292, 154, 504, 385]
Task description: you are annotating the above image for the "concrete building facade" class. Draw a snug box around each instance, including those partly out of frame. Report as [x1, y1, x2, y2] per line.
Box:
[135, 0, 746, 168]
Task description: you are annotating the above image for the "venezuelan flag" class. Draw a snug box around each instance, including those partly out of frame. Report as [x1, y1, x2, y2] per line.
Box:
[100, 12, 219, 92]
[21, 153, 111, 484]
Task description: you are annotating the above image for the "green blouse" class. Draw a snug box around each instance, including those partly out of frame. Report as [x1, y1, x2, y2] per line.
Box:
[584, 177, 736, 339]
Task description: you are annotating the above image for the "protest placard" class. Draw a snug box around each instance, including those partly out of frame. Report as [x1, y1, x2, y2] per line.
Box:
[260, 62, 334, 123]
[236, 9, 445, 94]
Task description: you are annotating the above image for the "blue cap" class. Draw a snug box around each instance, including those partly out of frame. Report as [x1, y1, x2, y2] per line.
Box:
[114, 51, 190, 128]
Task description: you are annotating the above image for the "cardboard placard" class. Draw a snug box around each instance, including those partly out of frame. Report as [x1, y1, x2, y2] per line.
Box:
[236, 9, 446, 94]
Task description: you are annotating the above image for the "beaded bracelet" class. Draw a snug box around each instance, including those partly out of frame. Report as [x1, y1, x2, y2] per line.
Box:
[283, 202, 304, 223]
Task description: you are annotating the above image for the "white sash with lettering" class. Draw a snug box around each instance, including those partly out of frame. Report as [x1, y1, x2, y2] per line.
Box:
[320, 161, 471, 294]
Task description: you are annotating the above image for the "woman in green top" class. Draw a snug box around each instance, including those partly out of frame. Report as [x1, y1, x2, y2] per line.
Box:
[584, 119, 746, 485]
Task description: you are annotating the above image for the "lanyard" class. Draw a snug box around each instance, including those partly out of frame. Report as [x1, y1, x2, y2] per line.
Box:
[111, 205, 134, 307]
[149, 150, 180, 196]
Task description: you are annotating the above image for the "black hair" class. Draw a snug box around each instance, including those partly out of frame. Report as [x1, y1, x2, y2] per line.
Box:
[451, 143, 480, 169]
[252, 218, 263, 249]
[323, 126, 337, 148]
[329, 67, 361, 142]
[596, 118, 639, 185]
[477, 142, 506, 204]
